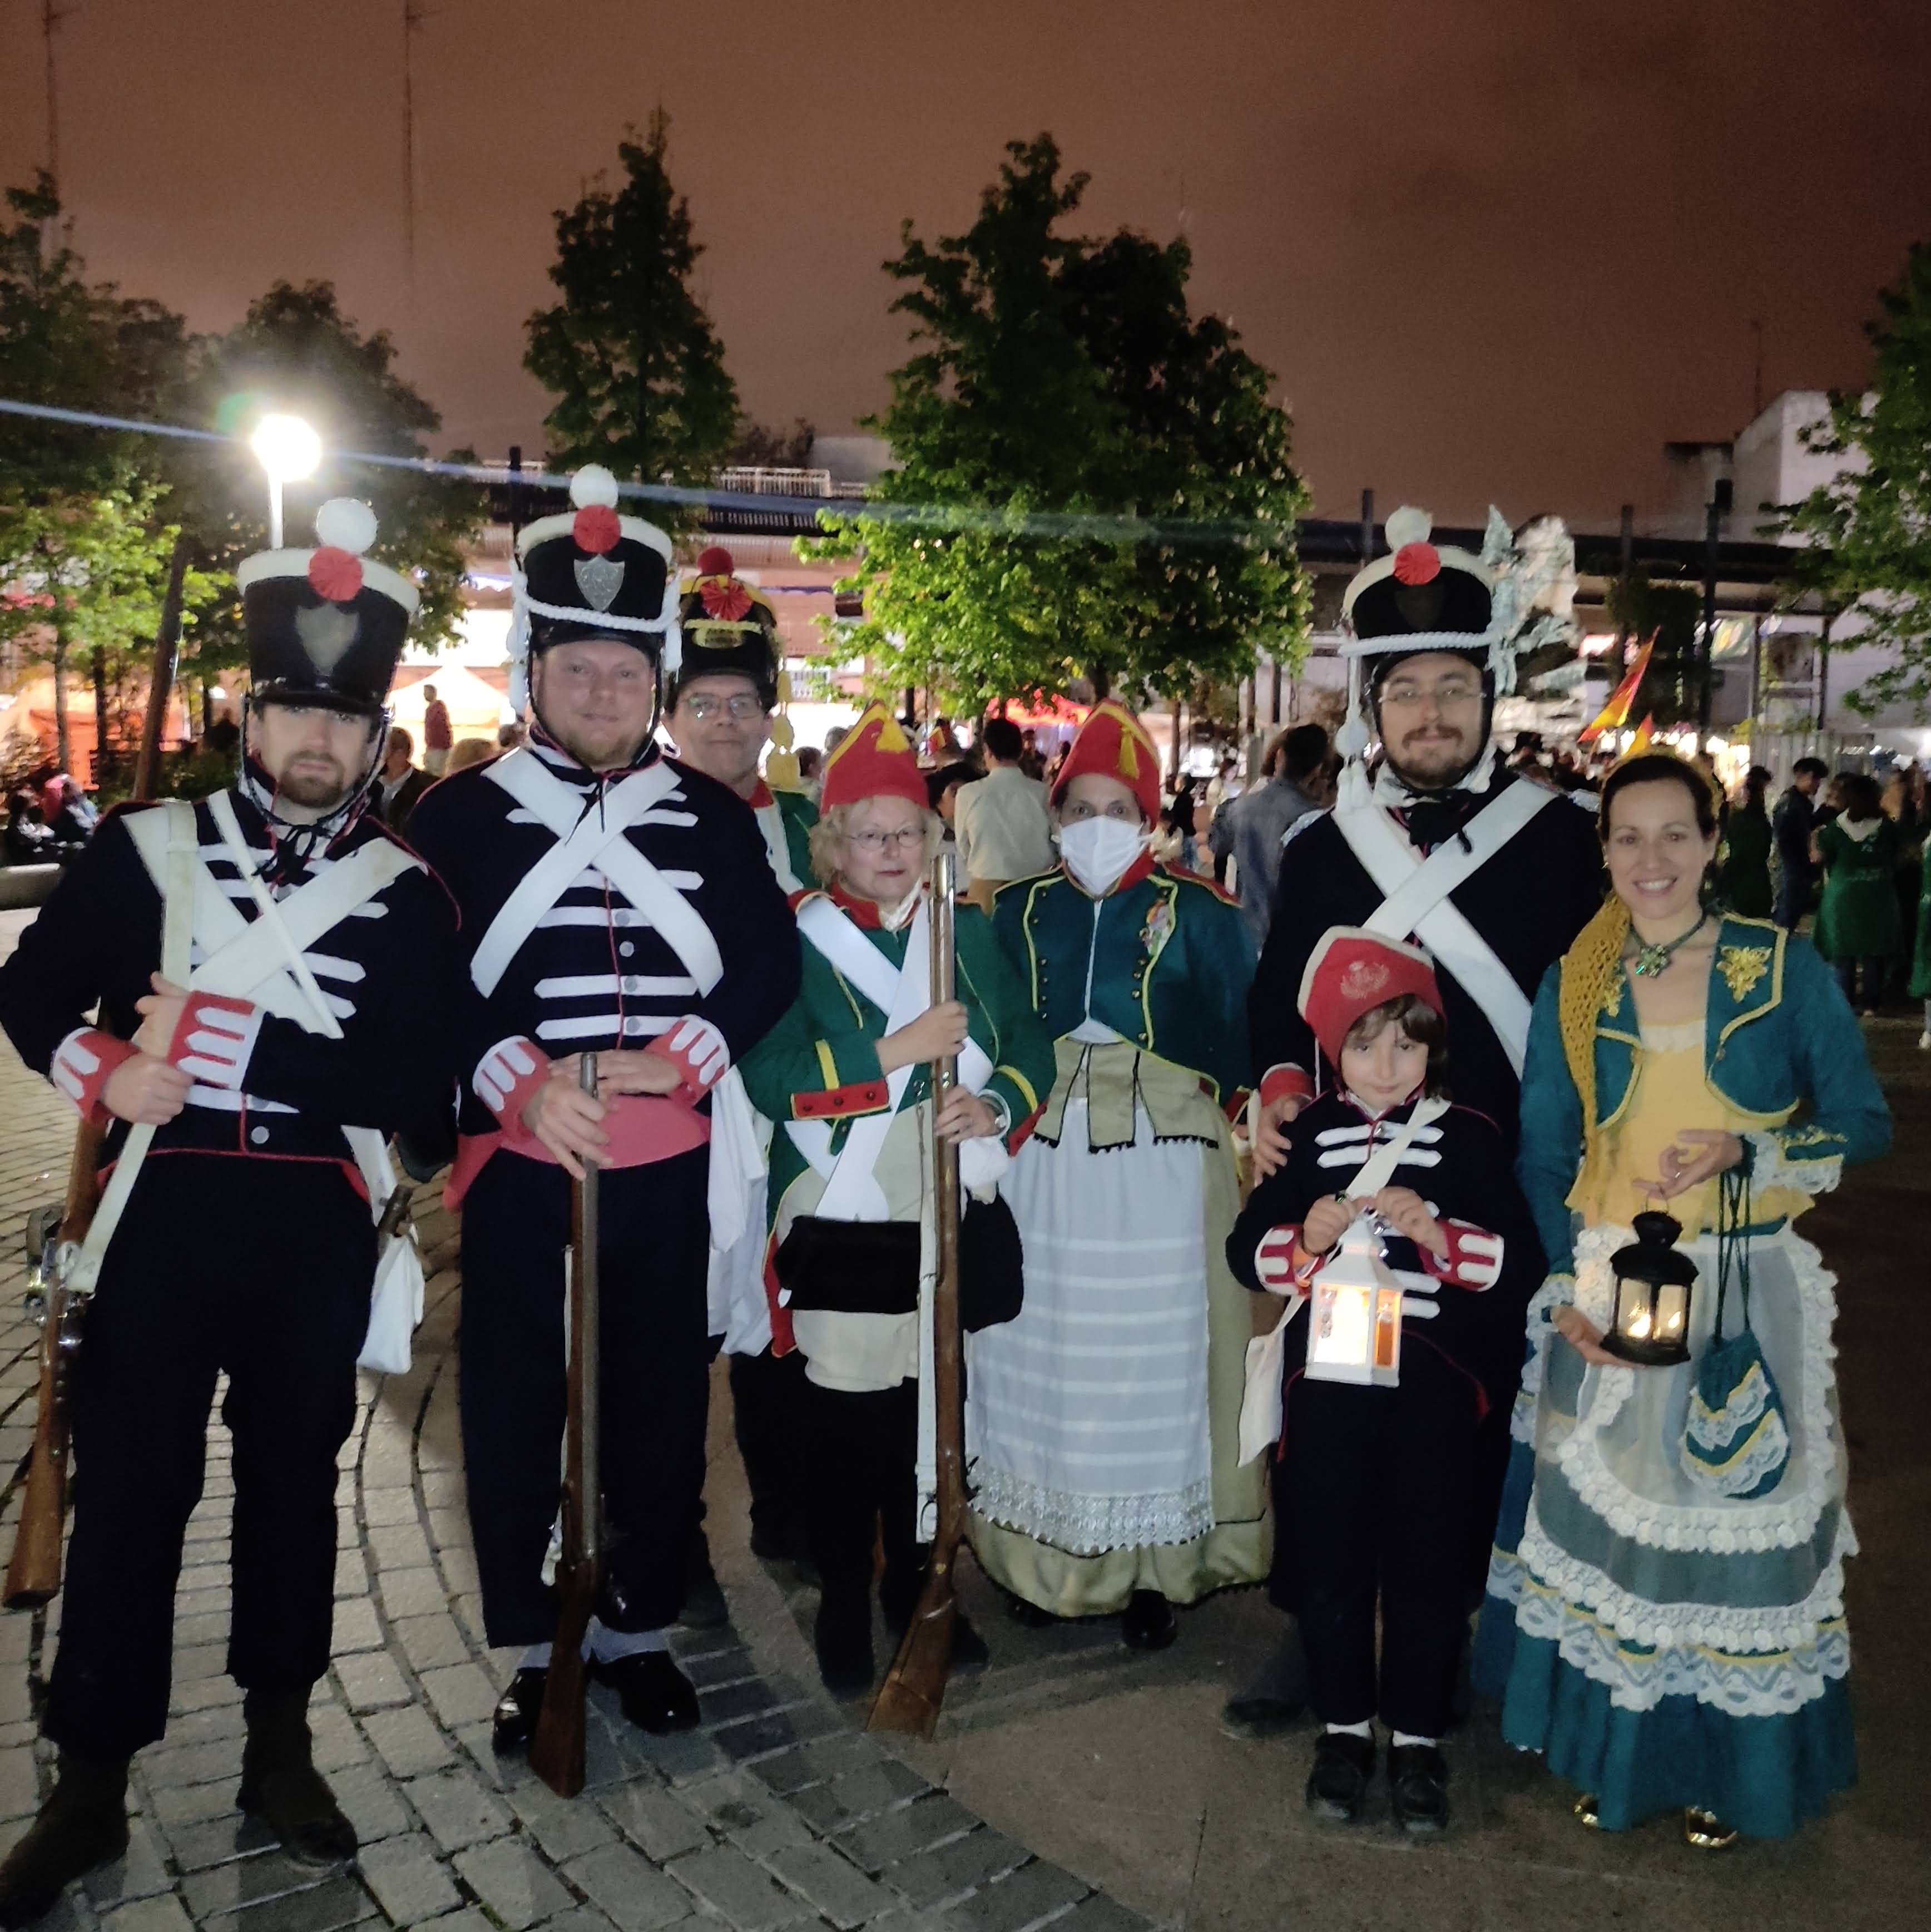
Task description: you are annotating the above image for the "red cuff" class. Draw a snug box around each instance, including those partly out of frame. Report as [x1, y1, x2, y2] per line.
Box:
[793, 1080, 891, 1120]
[1423, 1217, 1504, 1291]
[50, 1027, 137, 1124]
[647, 1015, 730, 1101]
[167, 992, 263, 1091]
[474, 1036, 549, 1129]
[1254, 1223, 1320, 1296]
[1258, 1063, 1314, 1112]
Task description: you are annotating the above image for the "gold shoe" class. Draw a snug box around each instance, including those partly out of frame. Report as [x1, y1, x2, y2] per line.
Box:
[1572, 1792, 1602, 1830]
[1684, 1807, 1740, 1850]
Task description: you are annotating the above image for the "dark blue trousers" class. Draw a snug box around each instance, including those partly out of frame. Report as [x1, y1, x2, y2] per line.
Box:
[459, 1145, 710, 1647]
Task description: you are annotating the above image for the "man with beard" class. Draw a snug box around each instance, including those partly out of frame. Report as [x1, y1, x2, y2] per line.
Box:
[1226, 505, 1603, 1741]
[407, 471, 799, 1752]
[664, 550, 817, 1599]
[0, 502, 459, 1917]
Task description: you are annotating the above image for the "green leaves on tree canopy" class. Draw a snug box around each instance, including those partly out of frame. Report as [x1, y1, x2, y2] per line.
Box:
[805, 135, 1310, 708]
[1777, 243, 1931, 718]
[524, 112, 740, 522]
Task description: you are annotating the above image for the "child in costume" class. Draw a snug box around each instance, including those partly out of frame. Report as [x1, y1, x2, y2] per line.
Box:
[1228, 930, 1541, 1832]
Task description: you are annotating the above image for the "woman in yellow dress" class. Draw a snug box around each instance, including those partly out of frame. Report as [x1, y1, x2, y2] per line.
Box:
[1474, 754, 1890, 1844]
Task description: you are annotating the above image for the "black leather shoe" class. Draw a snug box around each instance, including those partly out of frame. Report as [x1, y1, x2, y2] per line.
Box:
[1388, 1744, 1449, 1833]
[602, 1652, 701, 1734]
[1120, 1590, 1177, 1651]
[680, 1530, 730, 1630]
[237, 1691, 357, 1868]
[815, 1593, 875, 1696]
[1305, 1731, 1377, 1822]
[0, 1752, 129, 1929]
[491, 1667, 547, 1756]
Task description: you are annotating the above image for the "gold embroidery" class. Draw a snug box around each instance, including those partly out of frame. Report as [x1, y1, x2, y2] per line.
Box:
[1601, 974, 1624, 1019]
[1718, 945, 1772, 1002]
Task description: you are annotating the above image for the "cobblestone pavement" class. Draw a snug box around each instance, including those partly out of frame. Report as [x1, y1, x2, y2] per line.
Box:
[0, 911, 1155, 1932]
[1, 903, 1925, 1932]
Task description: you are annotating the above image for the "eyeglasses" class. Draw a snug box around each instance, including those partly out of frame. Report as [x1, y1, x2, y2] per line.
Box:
[680, 694, 765, 723]
[1379, 679, 1481, 709]
[845, 827, 925, 852]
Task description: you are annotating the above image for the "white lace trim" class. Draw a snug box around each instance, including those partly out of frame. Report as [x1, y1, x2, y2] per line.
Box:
[968, 1462, 1214, 1555]
[1516, 1493, 1856, 1662]
[1508, 1272, 1573, 1446]
[1683, 1408, 1792, 1499]
[1553, 1223, 1840, 1553]
[1744, 1129, 1842, 1197]
[1686, 1357, 1772, 1450]
[1511, 1564, 1851, 1717]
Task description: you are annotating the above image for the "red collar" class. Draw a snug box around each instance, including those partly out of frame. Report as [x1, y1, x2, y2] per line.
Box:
[747, 779, 774, 809]
[829, 882, 886, 928]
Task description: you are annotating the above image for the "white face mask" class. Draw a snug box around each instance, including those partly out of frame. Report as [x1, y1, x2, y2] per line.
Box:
[1057, 816, 1149, 895]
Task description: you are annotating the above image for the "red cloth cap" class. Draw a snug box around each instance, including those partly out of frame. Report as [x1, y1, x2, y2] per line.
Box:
[820, 703, 929, 814]
[1049, 699, 1161, 822]
[1297, 927, 1444, 1068]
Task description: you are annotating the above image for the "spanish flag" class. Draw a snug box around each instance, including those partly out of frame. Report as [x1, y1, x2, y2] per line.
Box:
[1627, 714, 1656, 755]
[1578, 637, 1655, 744]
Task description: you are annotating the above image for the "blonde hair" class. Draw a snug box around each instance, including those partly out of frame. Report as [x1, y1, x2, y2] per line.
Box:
[444, 737, 496, 774]
[807, 799, 944, 886]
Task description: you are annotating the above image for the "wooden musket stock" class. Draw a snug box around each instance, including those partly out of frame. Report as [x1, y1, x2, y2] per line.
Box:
[530, 1054, 603, 1795]
[869, 854, 966, 1737]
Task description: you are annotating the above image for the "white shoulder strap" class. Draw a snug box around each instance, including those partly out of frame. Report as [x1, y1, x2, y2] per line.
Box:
[1344, 1094, 1449, 1196]
[756, 800, 803, 895]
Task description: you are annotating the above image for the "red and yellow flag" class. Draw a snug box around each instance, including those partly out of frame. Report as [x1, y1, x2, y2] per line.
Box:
[1627, 714, 1656, 755]
[1579, 637, 1655, 743]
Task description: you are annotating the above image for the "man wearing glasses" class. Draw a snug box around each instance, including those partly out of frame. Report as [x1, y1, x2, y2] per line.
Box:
[1229, 506, 1603, 1742]
[665, 550, 820, 1604]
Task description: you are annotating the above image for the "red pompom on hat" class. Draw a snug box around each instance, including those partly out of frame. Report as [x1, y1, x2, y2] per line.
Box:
[696, 546, 734, 577]
[1297, 927, 1444, 1068]
[307, 546, 364, 601]
[700, 577, 754, 621]
[819, 703, 929, 815]
[1049, 699, 1162, 823]
[572, 505, 621, 555]
[1392, 541, 1440, 585]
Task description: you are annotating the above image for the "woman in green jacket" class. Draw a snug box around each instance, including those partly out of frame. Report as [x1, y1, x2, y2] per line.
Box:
[1811, 771, 1901, 1014]
[737, 705, 1055, 1695]
[1717, 764, 1774, 918]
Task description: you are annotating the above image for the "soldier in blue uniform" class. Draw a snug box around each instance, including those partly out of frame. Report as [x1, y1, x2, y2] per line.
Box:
[0, 502, 461, 1919]
[406, 468, 799, 1751]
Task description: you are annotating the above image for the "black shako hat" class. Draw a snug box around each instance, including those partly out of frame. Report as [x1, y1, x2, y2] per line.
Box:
[235, 498, 418, 717]
[1343, 505, 1496, 691]
[671, 546, 780, 709]
[509, 465, 679, 708]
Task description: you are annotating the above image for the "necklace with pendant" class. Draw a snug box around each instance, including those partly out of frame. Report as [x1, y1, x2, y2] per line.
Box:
[1627, 912, 1707, 977]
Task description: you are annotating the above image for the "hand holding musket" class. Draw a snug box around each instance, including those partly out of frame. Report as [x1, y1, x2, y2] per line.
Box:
[530, 1054, 604, 1796]
[870, 852, 966, 1737]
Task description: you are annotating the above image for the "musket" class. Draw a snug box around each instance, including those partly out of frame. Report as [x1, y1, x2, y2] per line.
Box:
[869, 851, 965, 1737]
[4, 537, 191, 1610]
[530, 1054, 603, 1796]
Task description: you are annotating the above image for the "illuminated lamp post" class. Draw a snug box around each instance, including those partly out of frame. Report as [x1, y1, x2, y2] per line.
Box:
[249, 414, 323, 548]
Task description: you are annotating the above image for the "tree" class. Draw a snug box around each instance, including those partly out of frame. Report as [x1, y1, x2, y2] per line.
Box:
[1602, 575, 1705, 730]
[803, 136, 1310, 711]
[1777, 243, 1931, 716]
[729, 418, 816, 469]
[524, 112, 741, 515]
[168, 280, 483, 671]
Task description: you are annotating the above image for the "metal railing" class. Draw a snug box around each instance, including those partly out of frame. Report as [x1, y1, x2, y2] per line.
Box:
[712, 466, 868, 500]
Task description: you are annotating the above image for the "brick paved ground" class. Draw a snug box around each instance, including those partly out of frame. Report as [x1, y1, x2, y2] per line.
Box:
[1, 903, 1924, 1932]
[0, 911, 1155, 1932]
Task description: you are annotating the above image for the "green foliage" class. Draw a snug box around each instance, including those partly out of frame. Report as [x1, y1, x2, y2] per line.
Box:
[803, 136, 1310, 708]
[1603, 575, 1705, 728]
[524, 112, 741, 520]
[1776, 243, 1931, 717]
[729, 418, 816, 468]
[167, 280, 483, 671]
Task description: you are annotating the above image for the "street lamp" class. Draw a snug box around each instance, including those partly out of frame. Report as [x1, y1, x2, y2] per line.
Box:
[250, 414, 322, 547]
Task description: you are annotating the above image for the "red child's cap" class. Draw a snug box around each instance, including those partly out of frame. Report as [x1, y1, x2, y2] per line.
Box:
[1298, 927, 1445, 1067]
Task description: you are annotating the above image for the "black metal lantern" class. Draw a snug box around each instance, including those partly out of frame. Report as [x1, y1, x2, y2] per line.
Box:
[1601, 1210, 1697, 1367]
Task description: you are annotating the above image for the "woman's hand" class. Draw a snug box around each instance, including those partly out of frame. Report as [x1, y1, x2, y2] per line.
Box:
[1300, 1192, 1358, 1259]
[519, 1057, 608, 1179]
[1636, 1128, 1744, 1202]
[934, 1088, 999, 1144]
[879, 1001, 969, 1075]
[1553, 1303, 1623, 1368]
[1369, 1185, 1448, 1259]
[1251, 1093, 1304, 1179]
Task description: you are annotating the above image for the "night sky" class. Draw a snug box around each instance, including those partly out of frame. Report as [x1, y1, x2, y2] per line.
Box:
[3, 0, 1928, 526]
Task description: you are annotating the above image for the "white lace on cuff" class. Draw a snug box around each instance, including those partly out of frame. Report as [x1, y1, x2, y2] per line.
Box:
[1744, 1129, 1843, 1197]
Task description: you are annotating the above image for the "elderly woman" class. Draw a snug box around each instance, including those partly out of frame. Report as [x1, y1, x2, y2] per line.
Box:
[968, 700, 1269, 1648]
[1476, 753, 1889, 1845]
[738, 705, 1054, 1694]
